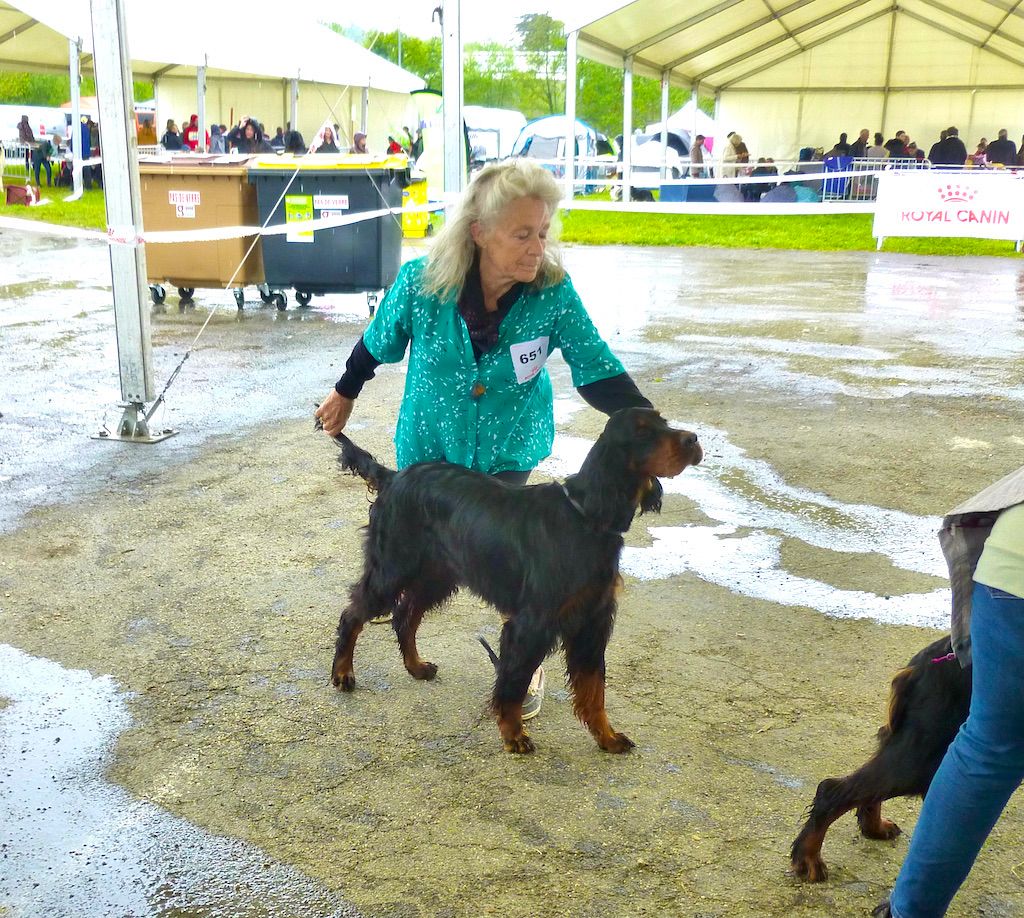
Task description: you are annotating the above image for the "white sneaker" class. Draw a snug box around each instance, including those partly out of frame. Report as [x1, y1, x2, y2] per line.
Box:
[522, 665, 545, 721]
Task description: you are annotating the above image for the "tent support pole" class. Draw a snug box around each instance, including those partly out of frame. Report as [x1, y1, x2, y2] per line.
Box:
[441, 0, 464, 194]
[879, 8, 897, 138]
[564, 29, 578, 201]
[360, 87, 368, 132]
[89, 0, 173, 443]
[966, 88, 978, 146]
[659, 71, 669, 179]
[713, 90, 721, 169]
[290, 77, 299, 134]
[68, 37, 83, 201]
[690, 83, 699, 141]
[622, 54, 633, 203]
[795, 92, 804, 159]
[196, 61, 206, 153]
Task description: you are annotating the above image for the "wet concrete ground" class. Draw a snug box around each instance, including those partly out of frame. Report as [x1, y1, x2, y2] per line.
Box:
[1, 228, 1024, 917]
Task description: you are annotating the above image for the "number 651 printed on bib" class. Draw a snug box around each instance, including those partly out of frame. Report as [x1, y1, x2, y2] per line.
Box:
[510, 336, 550, 384]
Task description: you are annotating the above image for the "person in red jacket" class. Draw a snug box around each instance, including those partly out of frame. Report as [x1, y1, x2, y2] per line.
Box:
[182, 114, 209, 152]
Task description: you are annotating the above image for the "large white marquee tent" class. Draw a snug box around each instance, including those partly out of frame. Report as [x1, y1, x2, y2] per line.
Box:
[0, 0, 424, 150]
[568, 0, 1024, 162]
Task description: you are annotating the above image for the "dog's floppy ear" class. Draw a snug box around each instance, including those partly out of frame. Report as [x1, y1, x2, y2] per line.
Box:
[639, 477, 663, 515]
[571, 427, 638, 533]
[578, 481, 640, 533]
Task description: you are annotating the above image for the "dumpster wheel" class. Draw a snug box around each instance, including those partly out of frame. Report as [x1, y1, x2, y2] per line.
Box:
[272, 292, 287, 311]
[258, 284, 274, 305]
[178, 287, 195, 304]
[149, 284, 166, 306]
[366, 292, 378, 316]
[295, 290, 312, 307]
[233, 288, 245, 310]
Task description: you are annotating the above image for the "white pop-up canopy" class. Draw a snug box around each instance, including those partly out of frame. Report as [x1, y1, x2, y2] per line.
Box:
[464, 105, 527, 162]
[567, 0, 1024, 162]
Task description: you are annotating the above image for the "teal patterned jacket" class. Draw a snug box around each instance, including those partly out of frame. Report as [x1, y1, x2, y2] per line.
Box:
[363, 256, 626, 474]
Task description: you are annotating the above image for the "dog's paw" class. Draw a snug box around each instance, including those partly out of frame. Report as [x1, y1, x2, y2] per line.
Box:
[862, 818, 902, 841]
[599, 731, 636, 754]
[332, 672, 356, 692]
[408, 661, 438, 681]
[503, 733, 536, 754]
[790, 854, 829, 883]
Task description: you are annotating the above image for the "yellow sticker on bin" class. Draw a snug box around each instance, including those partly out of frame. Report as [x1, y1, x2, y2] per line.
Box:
[249, 153, 409, 171]
[285, 195, 314, 243]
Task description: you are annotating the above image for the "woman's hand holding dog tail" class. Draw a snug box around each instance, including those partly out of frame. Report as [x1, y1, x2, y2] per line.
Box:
[315, 389, 355, 437]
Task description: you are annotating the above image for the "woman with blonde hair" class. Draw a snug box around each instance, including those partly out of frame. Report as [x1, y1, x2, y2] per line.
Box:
[316, 159, 655, 719]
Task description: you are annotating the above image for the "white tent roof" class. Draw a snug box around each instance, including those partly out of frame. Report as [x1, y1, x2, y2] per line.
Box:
[463, 105, 527, 135]
[567, 1, 1024, 160]
[0, 0, 423, 93]
[568, 0, 1024, 92]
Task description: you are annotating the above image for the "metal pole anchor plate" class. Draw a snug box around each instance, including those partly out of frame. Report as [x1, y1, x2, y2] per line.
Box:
[91, 403, 177, 444]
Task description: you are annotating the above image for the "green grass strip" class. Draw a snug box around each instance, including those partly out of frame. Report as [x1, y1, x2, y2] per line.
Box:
[1, 183, 108, 230]
[2, 182, 1020, 257]
[559, 209, 1021, 257]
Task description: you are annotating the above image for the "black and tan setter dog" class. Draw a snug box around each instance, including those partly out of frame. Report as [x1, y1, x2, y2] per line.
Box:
[791, 634, 972, 881]
[329, 407, 702, 754]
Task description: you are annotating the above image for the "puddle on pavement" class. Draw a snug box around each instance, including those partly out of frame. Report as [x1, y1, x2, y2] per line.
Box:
[539, 421, 949, 630]
[0, 644, 361, 918]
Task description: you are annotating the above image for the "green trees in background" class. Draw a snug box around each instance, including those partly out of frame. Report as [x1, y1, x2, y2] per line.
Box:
[362, 30, 442, 91]
[359, 13, 701, 139]
[515, 14, 565, 117]
[0, 72, 153, 105]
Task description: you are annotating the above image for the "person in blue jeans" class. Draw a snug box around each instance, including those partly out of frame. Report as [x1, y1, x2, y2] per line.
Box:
[876, 465, 1024, 917]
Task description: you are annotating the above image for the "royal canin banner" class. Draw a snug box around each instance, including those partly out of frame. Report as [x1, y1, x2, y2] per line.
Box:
[873, 171, 1024, 242]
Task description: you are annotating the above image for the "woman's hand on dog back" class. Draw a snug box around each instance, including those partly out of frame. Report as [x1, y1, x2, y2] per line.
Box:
[316, 389, 354, 437]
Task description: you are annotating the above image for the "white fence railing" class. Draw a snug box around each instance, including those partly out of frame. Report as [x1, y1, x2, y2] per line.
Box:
[516, 153, 994, 204]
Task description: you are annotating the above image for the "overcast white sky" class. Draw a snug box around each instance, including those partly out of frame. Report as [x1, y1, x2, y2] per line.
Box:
[292, 0, 624, 44]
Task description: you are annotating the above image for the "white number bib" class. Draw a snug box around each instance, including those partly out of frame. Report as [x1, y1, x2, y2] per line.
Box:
[510, 336, 550, 384]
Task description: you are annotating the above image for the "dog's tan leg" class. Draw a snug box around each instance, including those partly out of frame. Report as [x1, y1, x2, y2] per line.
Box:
[570, 669, 634, 753]
[394, 593, 437, 681]
[331, 616, 364, 691]
[563, 612, 633, 753]
[857, 801, 902, 840]
[496, 700, 534, 754]
[790, 776, 859, 882]
[790, 824, 834, 882]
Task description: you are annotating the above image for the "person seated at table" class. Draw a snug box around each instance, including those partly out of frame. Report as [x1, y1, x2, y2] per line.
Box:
[743, 158, 778, 202]
[826, 132, 851, 157]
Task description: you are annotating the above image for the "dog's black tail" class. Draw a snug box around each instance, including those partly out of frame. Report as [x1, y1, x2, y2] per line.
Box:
[334, 433, 396, 494]
[478, 636, 500, 669]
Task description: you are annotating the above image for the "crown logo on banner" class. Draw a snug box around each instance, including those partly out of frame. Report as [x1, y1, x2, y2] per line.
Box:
[938, 183, 977, 203]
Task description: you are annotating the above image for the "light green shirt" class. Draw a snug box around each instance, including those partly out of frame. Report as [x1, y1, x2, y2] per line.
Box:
[975, 502, 1024, 600]
[363, 256, 625, 474]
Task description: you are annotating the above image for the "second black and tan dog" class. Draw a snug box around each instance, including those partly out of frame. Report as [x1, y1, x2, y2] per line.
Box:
[791, 634, 972, 881]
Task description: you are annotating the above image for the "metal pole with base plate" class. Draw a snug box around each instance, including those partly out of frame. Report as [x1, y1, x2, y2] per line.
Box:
[441, 0, 464, 195]
[67, 37, 84, 202]
[88, 0, 175, 444]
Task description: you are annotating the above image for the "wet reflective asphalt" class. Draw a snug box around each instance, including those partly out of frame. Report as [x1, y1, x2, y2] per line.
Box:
[2, 228, 1024, 915]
